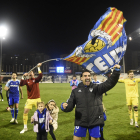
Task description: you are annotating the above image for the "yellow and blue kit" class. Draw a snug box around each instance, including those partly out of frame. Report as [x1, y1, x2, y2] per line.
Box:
[118, 78, 140, 98]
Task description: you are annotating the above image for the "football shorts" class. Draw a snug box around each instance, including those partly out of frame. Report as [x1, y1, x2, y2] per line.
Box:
[126, 97, 138, 106]
[74, 125, 101, 138]
[9, 97, 19, 105]
[24, 98, 41, 109]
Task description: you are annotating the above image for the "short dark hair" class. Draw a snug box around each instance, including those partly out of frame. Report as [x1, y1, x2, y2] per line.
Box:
[93, 73, 97, 76]
[81, 70, 91, 77]
[12, 72, 17, 75]
[127, 70, 134, 75]
[73, 75, 76, 78]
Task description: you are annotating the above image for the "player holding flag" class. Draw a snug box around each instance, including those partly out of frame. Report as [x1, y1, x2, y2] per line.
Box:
[4, 72, 23, 124]
[20, 63, 42, 134]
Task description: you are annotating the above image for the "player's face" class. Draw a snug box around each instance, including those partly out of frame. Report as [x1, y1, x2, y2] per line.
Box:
[12, 73, 17, 79]
[38, 103, 45, 113]
[28, 71, 34, 79]
[73, 77, 76, 80]
[128, 72, 134, 79]
[82, 72, 91, 86]
[93, 75, 97, 80]
[48, 102, 55, 110]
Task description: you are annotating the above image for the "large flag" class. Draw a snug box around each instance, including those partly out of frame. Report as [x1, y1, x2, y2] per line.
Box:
[63, 7, 127, 74]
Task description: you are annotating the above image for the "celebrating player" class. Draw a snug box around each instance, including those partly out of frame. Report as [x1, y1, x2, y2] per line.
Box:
[20, 63, 42, 134]
[4, 72, 23, 123]
[118, 70, 140, 127]
[61, 64, 121, 140]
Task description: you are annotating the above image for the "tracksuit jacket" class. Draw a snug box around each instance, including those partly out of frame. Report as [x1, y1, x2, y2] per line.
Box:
[62, 69, 120, 127]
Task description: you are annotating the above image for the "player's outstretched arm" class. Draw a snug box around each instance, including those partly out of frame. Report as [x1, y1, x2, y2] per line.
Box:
[35, 63, 43, 83]
[95, 64, 121, 94]
[118, 79, 124, 83]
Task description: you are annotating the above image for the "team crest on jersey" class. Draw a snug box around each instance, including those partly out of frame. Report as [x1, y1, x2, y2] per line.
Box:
[78, 89, 82, 92]
[89, 88, 93, 92]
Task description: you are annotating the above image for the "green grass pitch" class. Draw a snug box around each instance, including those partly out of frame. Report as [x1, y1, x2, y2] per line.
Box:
[0, 83, 140, 140]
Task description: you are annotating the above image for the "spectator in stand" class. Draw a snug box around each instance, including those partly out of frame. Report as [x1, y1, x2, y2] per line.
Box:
[70, 75, 79, 90]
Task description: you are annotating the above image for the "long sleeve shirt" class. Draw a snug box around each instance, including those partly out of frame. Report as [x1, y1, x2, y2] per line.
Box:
[118, 78, 140, 98]
[20, 73, 42, 99]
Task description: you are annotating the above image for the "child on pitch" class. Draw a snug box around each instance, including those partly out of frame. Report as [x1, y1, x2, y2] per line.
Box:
[45, 99, 59, 140]
[31, 101, 53, 140]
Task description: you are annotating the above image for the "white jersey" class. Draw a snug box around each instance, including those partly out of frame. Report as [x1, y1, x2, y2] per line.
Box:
[92, 80, 101, 84]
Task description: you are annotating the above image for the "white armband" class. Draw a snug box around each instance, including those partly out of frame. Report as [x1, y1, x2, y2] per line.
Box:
[38, 67, 41, 74]
[38, 67, 41, 71]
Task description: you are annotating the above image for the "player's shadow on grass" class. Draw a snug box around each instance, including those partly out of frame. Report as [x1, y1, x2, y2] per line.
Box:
[114, 130, 140, 140]
[0, 109, 7, 113]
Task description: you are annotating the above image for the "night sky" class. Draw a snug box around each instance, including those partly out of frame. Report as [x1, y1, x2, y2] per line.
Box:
[0, 1, 140, 58]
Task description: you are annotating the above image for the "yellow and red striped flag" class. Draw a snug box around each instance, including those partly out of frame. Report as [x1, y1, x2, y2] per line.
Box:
[63, 7, 127, 74]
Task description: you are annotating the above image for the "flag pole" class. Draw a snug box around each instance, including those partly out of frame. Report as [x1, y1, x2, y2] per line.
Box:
[28, 58, 62, 73]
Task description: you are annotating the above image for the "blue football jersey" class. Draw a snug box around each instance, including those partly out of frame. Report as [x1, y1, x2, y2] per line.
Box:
[92, 80, 101, 84]
[6, 80, 20, 97]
